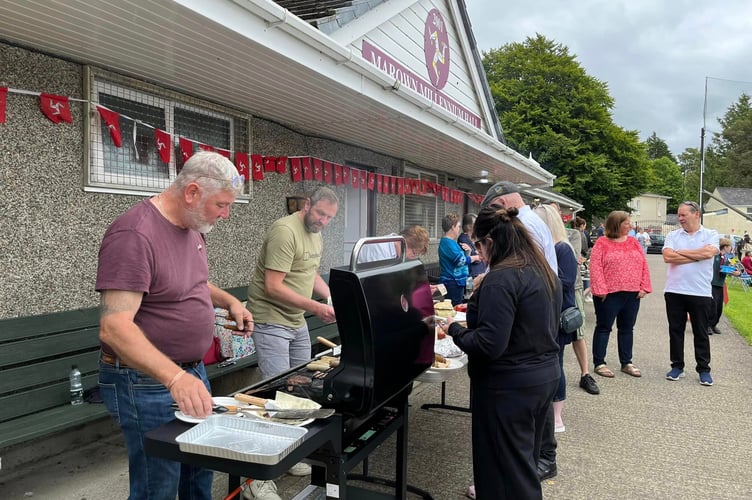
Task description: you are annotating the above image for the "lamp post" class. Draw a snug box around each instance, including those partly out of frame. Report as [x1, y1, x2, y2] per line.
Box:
[699, 76, 708, 224]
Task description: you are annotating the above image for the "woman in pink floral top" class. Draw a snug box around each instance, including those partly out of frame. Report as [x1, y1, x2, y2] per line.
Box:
[590, 211, 652, 379]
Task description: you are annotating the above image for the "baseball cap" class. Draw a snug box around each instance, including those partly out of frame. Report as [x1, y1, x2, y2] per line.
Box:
[481, 181, 519, 208]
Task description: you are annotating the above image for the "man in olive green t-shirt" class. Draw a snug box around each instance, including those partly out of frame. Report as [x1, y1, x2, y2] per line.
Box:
[248, 186, 339, 380]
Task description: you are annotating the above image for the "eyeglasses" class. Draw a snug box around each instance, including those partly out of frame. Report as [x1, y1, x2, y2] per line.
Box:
[198, 174, 245, 188]
[473, 238, 490, 251]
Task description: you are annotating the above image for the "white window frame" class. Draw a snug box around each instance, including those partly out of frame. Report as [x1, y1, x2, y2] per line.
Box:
[86, 69, 250, 199]
[403, 167, 441, 239]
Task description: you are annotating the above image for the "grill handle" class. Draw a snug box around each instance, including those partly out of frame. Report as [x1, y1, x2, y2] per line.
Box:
[349, 235, 406, 271]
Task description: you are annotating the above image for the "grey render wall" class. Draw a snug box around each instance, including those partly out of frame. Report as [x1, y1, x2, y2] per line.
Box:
[0, 42, 414, 318]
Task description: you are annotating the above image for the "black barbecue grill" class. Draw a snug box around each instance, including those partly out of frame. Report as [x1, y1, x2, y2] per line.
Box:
[239, 236, 435, 439]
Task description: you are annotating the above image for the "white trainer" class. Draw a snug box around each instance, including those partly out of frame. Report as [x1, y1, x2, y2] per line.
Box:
[243, 480, 281, 500]
[288, 461, 312, 476]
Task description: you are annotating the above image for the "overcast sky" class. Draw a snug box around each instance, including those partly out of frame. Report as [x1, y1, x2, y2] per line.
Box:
[465, 0, 752, 157]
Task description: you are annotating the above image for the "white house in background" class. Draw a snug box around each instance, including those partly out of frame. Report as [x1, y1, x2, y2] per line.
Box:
[628, 193, 671, 226]
[703, 187, 752, 235]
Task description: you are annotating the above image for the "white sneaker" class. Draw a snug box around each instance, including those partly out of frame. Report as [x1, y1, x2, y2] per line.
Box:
[243, 480, 281, 500]
[287, 461, 312, 476]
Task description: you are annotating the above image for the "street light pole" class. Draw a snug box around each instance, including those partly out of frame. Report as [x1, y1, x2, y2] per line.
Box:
[699, 76, 708, 224]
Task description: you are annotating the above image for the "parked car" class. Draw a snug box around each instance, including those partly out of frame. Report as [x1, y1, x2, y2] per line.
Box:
[646, 234, 666, 254]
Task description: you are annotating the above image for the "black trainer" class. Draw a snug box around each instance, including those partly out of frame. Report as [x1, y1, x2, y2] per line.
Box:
[579, 373, 600, 395]
[711, 326, 721, 334]
[537, 460, 557, 481]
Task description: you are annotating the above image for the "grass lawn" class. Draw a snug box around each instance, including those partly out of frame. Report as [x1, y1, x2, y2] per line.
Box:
[723, 279, 752, 345]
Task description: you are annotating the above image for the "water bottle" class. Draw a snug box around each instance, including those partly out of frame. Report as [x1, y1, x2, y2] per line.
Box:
[69, 365, 84, 406]
[465, 276, 474, 298]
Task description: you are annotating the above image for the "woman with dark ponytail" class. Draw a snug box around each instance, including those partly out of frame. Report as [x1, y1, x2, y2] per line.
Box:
[438, 206, 561, 500]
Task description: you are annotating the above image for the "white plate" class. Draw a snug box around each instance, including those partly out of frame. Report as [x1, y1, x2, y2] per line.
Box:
[174, 397, 246, 424]
[430, 358, 463, 371]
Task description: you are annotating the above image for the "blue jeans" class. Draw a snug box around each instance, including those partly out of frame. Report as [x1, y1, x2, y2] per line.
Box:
[592, 291, 641, 367]
[253, 322, 311, 379]
[99, 361, 213, 500]
[442, 281, 464, 306]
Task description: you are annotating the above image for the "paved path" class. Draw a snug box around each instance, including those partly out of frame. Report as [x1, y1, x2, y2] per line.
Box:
[3, 255, 752, 499]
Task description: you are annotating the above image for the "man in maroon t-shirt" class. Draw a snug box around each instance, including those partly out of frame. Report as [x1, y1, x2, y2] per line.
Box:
[96, 151, 253, 500]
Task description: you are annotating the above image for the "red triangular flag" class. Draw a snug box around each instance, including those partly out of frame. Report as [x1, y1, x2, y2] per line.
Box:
[0, 87, 7, 124]
[342, 166, 350, 184]
[360, 170, 367, 189]
[250, 155, 263, 181]
[179, 137, 194, 162]
[40, 93, 72, 124]
[154, 129, 171, 164]
[251, 161, 264, 181]
[334, 164, 342, 185]
[313, 158, 323, 181]
[323, 162, 332, 184]
[290, 157, 303, 182]
[217, 148, 231, 159]
[276, 156, 287, 173]
[199, 144, 215, 152]
[302, 157, 312, 180]
[350, 169, 359, 189]
[390, 177, 397, 194]
[367, 172, 376, 191]
[398, 178, 404, 195]
[263, 156, 276, 172]
[235, 152, 250, 180]
[96, 106, 122, 147]
[376, 174, 383, 193]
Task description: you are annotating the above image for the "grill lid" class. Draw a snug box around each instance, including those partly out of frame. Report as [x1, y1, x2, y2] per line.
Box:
[324, 237, 435, 415]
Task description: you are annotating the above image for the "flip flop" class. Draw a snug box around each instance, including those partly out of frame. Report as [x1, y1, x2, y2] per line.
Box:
[594, 364, 615, 378]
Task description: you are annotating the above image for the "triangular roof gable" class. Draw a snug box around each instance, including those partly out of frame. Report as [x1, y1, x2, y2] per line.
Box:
[324, 0, 501, 140]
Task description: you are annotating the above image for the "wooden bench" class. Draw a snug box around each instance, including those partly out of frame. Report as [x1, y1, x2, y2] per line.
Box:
[0, 286, 339, 451]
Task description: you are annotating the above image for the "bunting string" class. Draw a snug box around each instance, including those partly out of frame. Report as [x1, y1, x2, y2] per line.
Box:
[0, 85, 483, 204]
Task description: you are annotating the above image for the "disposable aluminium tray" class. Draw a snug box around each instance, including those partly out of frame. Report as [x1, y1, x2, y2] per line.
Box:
[176, 415, 308, 465]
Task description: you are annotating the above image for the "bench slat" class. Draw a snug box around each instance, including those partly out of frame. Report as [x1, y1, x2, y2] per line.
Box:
[0, 351, 100, 395]
[0, 327, 101, 368]
[0, 373, 99, 423]
[0, 403, 109, 449]
[0, 308, 99, 342]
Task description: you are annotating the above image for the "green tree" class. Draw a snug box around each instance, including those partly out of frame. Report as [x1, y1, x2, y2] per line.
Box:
[645, 132, 676, 163]
[707, 93, 752, 188]
[483, 34, 650, 217]
[677, 147, 701, 203]
[645, 157, 683, 212]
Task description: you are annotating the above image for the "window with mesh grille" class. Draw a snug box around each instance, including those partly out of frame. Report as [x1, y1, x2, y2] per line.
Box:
[88, 70, 250, 196]
[403, 168, 443, 239]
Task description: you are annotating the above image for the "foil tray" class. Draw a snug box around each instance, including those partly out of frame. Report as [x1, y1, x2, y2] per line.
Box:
[176, 415, 308, 465]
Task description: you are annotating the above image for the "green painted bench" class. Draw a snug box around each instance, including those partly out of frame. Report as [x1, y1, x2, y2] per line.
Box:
[0, 286, 339, 450]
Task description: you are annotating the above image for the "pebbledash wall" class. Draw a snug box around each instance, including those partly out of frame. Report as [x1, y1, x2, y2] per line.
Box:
[0, 42, 420, 319]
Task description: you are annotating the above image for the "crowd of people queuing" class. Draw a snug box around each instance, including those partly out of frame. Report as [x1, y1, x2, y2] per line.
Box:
[94, 156, 729, 499]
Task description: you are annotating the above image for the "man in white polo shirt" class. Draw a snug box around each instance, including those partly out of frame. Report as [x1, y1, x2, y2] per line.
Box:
[662, 201, 719, 386]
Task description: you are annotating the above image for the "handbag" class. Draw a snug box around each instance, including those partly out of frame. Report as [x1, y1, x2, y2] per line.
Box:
[560, 306, 584, 334]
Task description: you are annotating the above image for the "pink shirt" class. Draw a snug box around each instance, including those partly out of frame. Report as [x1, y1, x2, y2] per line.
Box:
[589, 237, 652, 296]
